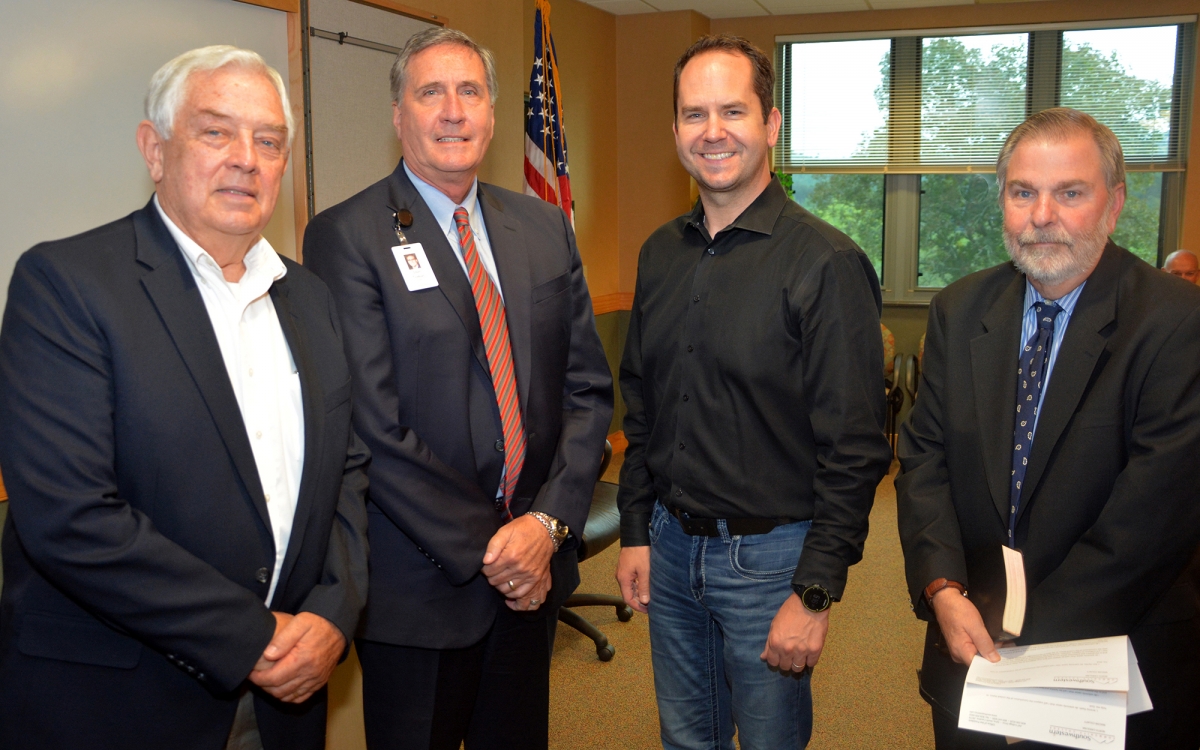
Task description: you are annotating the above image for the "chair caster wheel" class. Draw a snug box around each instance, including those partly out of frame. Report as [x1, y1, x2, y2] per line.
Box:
[597, 644, 615, 661]
[617, 605, 634, 622]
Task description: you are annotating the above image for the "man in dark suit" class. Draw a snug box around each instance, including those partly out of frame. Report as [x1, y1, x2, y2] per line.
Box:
[302, 28, 612, 750]
[897, 107, 1200, 749]
[0, 46, 369, 750]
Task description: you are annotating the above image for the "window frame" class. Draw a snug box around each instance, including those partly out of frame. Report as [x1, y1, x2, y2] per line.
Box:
[775, 16, 1196, 305]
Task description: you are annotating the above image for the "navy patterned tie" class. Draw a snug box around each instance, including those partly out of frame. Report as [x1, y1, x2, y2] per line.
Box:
[1008, 301, 1062, 547]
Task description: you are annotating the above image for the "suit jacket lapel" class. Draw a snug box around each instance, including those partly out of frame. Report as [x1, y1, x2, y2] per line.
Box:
[386, 164, 490, 373]
[1017, 243, 1119, 522]
[270, 276, 323, 591]
[134, 201, 271, 531]
[478, 184, 532, 409]
[970, 270, 1026, 524]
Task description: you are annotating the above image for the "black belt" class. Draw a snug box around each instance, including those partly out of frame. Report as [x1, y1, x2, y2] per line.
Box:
[665, 505, 783, 537]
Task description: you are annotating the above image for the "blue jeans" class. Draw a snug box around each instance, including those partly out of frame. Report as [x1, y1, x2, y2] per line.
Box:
[648, 501, 814, 750]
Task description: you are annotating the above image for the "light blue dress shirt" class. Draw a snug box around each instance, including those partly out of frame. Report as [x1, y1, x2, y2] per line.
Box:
[1020, 279, 1086, 439]
[404, 161, 511, 498]
[403, 161, 504, 302]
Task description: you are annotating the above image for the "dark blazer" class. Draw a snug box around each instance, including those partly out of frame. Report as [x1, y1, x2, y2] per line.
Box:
[897, 242, 1200, 728]
[0, 200, 370, 750]
[304, 161, 613, 649]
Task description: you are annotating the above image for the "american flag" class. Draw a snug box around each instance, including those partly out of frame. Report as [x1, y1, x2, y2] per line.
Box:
[523, 0, 573, 224]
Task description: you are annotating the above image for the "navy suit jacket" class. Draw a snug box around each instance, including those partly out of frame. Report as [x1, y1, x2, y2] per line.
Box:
[304, 161, 612, 648]
[0, 200, 370, 750]
[897, 242, 1200, 723]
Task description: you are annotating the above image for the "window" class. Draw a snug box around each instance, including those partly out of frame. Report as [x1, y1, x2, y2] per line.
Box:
[776, 18, 1195, 302]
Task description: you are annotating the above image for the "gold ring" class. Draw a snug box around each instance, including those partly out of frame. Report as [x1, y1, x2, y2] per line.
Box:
[508, 580, 516, 591]
[530, 599, 540, 607]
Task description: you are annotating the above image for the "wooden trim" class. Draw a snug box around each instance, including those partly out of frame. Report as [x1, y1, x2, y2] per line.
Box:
[287, 9, 310, 260]
[235, 0, 299, 12]
[346, 0, 447, 25]
[592, 292, 634, 316]
[607, 431, 628, 454]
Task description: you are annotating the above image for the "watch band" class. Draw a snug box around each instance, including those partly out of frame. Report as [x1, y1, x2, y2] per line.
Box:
[924, 577, 967, 604]
[526, 511, 567, 552]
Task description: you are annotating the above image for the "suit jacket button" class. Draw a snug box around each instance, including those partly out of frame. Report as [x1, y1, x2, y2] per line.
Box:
[256, 567, 269, 583]
[495, 439, 505, 452]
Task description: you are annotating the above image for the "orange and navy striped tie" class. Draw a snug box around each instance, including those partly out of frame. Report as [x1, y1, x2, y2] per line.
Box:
[453, 207, 526, 519]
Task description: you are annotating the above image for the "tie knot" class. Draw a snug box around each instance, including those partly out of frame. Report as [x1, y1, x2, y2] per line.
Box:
[453, 207, 470, 228]
[1034, 301, 1062, 331]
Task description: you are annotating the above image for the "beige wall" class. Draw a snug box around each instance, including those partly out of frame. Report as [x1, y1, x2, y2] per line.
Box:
[524, 0, 621, 298]
[714, 0, 1200, 254]
[615, 11, 710, 293]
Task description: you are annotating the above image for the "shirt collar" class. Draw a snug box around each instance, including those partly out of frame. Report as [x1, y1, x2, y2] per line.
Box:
[404, 159, 481, 237]
[153, 194, 286, 287]
[1023, 277, 1086, 318]
[686, 176, 789, 240]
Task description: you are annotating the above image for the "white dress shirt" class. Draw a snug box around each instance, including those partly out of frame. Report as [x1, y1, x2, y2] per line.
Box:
[155, 197, 304, 606]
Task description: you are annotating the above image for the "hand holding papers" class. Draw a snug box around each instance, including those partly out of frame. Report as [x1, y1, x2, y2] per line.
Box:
[958, 636, 1151, 748]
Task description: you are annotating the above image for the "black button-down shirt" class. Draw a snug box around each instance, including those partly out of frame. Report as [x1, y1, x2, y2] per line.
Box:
[617, 178, 892, 596]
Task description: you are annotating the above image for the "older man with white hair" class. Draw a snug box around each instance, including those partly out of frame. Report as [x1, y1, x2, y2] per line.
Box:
[0, 46, 369, 750]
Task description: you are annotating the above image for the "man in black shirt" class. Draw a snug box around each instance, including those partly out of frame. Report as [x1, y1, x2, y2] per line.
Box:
[615, 34, 892, 749]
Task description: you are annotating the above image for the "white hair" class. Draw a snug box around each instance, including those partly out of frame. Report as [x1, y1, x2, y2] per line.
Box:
[145, 45, 293, 143]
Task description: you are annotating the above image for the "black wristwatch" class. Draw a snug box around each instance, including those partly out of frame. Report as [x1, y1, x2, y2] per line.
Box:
[793, 583, 833, 613]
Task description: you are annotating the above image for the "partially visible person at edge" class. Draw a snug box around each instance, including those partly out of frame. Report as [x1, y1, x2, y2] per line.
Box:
[1163, 248, 1199, 284]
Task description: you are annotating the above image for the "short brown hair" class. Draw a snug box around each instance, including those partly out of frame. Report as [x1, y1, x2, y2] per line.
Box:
[673, 34, 774, 124]
[390, 27, 498, 104]
[996, 107, 1125, 206]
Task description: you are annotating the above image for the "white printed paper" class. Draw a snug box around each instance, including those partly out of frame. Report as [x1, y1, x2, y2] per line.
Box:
[960, 636, 1152, 748]
[966, 636, 1128, 691]
[961, 682, 1126, 748]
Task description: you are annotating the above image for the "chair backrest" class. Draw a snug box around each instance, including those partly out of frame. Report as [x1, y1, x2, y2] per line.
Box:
[597, 440, 613, 482]
[904, 353, 920, 401]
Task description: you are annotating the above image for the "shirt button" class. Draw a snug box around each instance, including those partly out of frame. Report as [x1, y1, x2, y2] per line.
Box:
[256, 567, 269, 583]
[682, 394, 689, 401]
[248, 368, 254, 377]
[674, 488, 683, 497]
[265, 493, 271, 503]
[692, 295, 700, 303]
[495, 439, 505, 452]
[255, 431, 263, 439]
[686, 345, 694, 353]
[679, 443, 685, 450]
[707, 248, 715, 255]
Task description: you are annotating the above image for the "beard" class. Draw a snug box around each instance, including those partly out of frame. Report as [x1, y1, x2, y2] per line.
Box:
[1004, 210, 1112, 289]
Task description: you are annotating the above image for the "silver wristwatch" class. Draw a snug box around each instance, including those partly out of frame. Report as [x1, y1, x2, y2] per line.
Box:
[526, 511, 569, 552]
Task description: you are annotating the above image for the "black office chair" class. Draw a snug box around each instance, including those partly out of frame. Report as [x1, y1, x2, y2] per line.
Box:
[904, 352, 920, 405]
[886, 353, 905, 457]
[557, 441, 634, 661]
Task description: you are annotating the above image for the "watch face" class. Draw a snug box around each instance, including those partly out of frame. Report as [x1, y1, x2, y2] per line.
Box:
[801, 585, 831, 613]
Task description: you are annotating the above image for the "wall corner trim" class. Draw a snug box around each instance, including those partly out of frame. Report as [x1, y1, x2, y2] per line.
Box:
[592, 292, 634, 316]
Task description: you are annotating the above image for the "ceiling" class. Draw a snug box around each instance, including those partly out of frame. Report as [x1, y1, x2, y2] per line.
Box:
[580, 0, 1026, 19]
